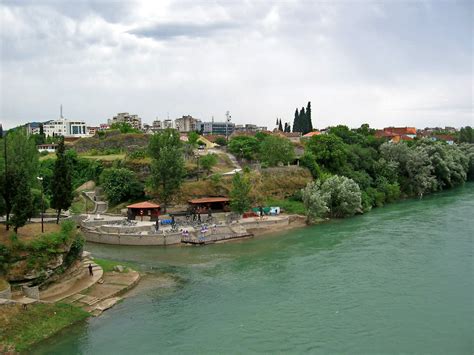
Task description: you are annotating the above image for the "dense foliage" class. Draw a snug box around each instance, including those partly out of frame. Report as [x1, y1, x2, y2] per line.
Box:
[51, 138, 73, 223]
[148, 129, 185, 211]
[302, 175, 361, 222]
[100, 168, 144, 205]
[230, 173, 252, 214]
[304, 125, 472, 214]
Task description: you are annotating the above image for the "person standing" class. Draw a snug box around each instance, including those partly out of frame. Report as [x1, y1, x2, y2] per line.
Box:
[88, 263, 93, 276]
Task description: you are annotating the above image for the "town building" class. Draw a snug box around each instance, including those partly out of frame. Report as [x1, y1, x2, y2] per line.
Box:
[43, 118, 88, 137]
[175, 115, 201, 133]
[108, 112, 142, 130]
[197, 121, 235, 136]
[87, 126, 100, 135]
[163, 119, 174, 129]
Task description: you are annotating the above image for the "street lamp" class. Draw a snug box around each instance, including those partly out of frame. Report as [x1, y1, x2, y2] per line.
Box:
[37, 176, 44, 233]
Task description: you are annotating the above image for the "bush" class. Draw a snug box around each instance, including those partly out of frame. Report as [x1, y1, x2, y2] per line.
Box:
[100, 168, 144, 205]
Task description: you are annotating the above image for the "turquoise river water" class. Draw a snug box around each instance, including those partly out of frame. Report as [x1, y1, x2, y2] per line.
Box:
[34, 183, 473, 354]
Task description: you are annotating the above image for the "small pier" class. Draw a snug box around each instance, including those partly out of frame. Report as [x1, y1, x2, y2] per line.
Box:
[182, 232, 253, 245]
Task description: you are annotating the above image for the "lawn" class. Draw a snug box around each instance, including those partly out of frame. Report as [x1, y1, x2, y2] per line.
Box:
[79, 153, 126, 161]
[0, 223, 60, 245]
[265, 198, 306, 215]
[0, 303, 89, 352]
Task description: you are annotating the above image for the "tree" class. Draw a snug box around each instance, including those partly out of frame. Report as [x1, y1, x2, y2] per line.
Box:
[299, 107, 306, 133]
[306, 134, 348, 175]
[259, 135, 295, 166]
[278, 119, 283, 132]
[199, 153, 218, 175]
[215, 136, 227, 146]
[230, 172, 251, 214]
[100, 168, 144, 205]
[459, 126, 473, 143]
[149, 129, 185, 212]
[187, 131, 200, 148]
[285, 122, 291, 133]
[10, 169, 33, 233]
[1, 128, 39, 229]
[302, 180, 329, 223]
[110, 122, 141, 134]
[51, 138, 73, 223]
[228, 135, 260, 161]
[292, 108, 299, 132]
[306, 101, 313, 133]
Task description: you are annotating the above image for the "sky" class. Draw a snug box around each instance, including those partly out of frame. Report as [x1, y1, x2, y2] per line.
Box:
[0, 0, 472, 130]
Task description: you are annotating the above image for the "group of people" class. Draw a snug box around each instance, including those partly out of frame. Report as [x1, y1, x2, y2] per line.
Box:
[186, 206, 213, 223]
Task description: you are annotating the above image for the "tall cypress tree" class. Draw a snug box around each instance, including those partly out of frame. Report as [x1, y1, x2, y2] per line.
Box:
[278, 119, 283, 132]
[51, 137, 73, 223]
[306, 101, 313, 132]
[299, 107, 306, 134]
[292, 109, 299, 132]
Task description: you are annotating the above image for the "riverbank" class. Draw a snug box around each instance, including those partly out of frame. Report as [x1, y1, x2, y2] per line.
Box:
[0, 303, 89, 353]
[0, 257, 141, 352]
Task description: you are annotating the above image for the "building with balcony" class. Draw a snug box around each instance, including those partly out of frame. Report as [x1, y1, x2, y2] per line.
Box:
[108, 112, 142, 130]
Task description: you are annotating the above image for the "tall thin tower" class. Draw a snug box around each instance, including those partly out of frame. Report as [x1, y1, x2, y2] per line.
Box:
[60, 104, 63, 119]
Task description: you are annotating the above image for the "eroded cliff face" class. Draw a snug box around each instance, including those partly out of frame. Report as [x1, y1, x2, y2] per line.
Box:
[2, 222, 84, 288]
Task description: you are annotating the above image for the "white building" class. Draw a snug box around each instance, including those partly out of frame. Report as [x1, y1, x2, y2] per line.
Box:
[174, 115, 201, 133]
[108, 112, 142, 130]
[43, 118, 88, 137]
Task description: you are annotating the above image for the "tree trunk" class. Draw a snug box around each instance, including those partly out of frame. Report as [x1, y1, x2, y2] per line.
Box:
[5, 212, 9, 230]
[56, 208, 61, 224]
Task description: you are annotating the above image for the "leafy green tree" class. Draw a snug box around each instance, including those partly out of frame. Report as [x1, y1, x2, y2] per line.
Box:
[1, 128, 39, 229]
[214, 136, 227, 146]
[100, 168, 144, 205]
[278, 119, 283, 132]
[199, 153, 218, 175]
[149, 129, 185, 212]
[459, 126, 473, 143]
[230, 172, 252, 214]
[259, 135, 295, 166]
[10, 169, 33, 233]
[228, 136, 260, 161]
[299, 107, 306, 133]
[110, 122, 141, 134]
[51, 138, 73, 223]
[306, 134, 348, 174]
[322, 175, 362, 218]
[187, 131, 200, 148]
[302, 180, 329, 223]
[300, 151, 321, 178]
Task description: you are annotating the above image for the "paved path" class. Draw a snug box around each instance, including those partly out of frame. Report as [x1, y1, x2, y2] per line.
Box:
[40, 260, 103, 302]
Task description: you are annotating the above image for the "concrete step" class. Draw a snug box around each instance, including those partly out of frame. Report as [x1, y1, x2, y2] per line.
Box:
[78, 295, 100, 306]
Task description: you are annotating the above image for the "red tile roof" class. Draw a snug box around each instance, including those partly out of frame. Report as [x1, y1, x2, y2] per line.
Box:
[302, 131, 321, 137]
[188, 197, 230, 204]
[127, 201, 160, 209]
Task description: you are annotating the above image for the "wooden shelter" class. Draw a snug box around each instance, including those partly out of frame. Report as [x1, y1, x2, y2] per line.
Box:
[127, 201, 161, 221]
[188, 197, 230, 213]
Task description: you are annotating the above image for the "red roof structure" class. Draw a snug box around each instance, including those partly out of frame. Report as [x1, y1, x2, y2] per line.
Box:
[127, 201, 160, 209]
[188, 197, 230, 204]
[302, 131, 321, 138]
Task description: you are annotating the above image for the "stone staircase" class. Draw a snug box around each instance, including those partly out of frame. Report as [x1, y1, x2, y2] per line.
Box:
[83, 190, 108, 214]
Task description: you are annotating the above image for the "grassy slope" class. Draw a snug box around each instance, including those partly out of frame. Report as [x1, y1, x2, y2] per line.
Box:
[0, 303, 89, 352]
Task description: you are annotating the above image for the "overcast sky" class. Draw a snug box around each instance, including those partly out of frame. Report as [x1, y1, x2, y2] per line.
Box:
[0, 0, 472, 130]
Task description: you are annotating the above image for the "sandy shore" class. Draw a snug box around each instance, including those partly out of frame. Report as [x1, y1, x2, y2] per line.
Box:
[248, 214, 307, 237]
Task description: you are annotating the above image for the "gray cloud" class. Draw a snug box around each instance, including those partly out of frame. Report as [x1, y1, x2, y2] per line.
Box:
[0, 0, 472, 130]
[129, 21, 239, 40]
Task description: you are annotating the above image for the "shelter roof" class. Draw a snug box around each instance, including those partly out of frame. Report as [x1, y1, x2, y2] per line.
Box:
[127, 201, 160, 209]
[188, 197, 230, 204]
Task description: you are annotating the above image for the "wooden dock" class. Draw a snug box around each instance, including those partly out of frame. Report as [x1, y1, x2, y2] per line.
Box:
[182, 232, 253, 245]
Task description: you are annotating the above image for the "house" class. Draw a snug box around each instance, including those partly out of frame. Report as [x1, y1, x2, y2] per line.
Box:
[127, 201, 161, 221]
[37, 143, 58, 153]
[433, 135, 455, 145]
[302, 131, 321, 139]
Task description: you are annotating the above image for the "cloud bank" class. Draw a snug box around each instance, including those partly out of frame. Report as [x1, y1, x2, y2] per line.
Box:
[0, 0, 472, 129]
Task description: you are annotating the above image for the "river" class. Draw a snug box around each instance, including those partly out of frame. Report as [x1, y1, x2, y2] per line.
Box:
[34, 183, 473, 354]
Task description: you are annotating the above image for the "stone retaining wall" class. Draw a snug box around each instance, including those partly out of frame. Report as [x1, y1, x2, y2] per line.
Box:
[0, 283, 11, 299]
[82, 228, 182, 245]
